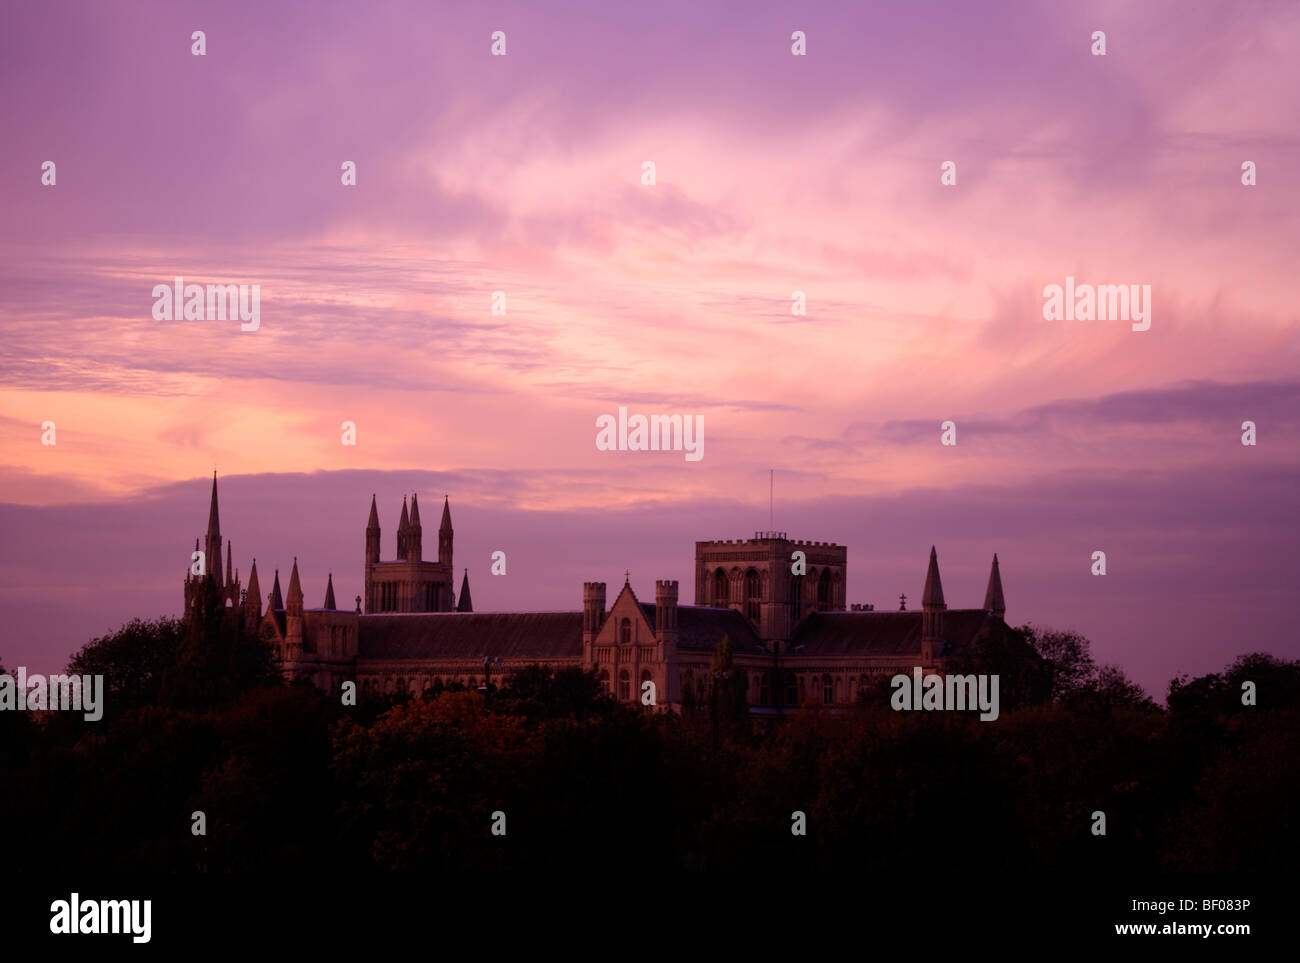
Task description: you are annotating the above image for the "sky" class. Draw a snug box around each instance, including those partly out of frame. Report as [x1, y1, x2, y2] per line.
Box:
[1, 0, 1297, 699]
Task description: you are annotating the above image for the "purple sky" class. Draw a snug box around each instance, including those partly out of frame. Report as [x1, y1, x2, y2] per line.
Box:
[1, 0, 1297, 699]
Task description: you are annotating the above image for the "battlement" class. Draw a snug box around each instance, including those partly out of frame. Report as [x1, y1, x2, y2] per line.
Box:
[697, 537, 841, 548]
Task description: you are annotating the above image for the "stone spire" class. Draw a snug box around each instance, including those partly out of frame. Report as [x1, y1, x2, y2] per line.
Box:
[365, 494, 380, 565]
[285, 557, 304, 659]
[397, 496, 410, 560]
[324, 572, 337, 610]
[207, 471, 220, 540]
[286, 558, 303, 616]
[245, 559, 262, 623]
[920, 546, 947, 662]
[983, 553, 1006, 618]
[269, 568, 284, 611]
[205, 472, 223, 590]
[438, 496, 453, 567]
[457, 568, 473, 612]
[408, 493, 423, 562]
[921, 546, 945, 608]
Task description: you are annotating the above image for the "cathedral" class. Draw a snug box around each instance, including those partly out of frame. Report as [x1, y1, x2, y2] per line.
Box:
[185, 474, 1015, 711]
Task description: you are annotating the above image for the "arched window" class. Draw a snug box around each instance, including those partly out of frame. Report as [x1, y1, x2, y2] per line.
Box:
[790, 573, 804, 622]
[818, 568, 832, 608]
[713, 568, 728, 606]
[782, 671, 797, 708]
[598, 669, 610, 693]
[620, 618, 632, 644]
[618, 670, 631, 701]
[760, 672, 771, 706]
[822, 674, 833, 705]
[744, 569, 760, 622]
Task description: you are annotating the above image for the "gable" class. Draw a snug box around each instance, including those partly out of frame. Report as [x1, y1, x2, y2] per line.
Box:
[597, 583, 656, 645]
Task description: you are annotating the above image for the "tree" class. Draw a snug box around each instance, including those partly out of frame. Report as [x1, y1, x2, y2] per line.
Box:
[66, 616, 186, 716]
[496, 664, 611, 721]
[1020, 623, 1154, 710]
[708, 636, 749, 746]
[160, 577, 278, 711]
[1021, 625, 1096, 701]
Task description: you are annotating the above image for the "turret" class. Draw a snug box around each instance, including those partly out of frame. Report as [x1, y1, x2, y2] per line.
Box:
[457, 568, 473, 612]
[920, 546, 946, 662]
[409, 493, 424, 562]
[983, 553, 1006, 618]
[655, 579, 679, 645]
[583, 581, 606, 659]
[285, 558, 304, 660]
[245, 559, 262, 625]
[438, 496, 453, 567]
[324, 571, 337, 610]
[365, 494, 380, 565]
[397, 497, 410, 560]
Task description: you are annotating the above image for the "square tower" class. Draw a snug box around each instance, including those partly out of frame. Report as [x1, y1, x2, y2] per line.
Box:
[694, 532, 846, 641]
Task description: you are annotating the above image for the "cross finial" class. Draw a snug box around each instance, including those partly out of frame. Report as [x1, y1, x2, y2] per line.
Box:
[899, 592, 907, 611]
[624, 569, 630, 584]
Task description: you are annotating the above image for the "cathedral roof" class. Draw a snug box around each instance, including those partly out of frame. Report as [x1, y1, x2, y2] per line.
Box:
[357, 612, 583, 660]
[637, 604, 762, 652]
[790, 608, 999, 656]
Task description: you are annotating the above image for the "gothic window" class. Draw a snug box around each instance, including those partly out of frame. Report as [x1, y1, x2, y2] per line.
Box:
[817, 568, 832, 608]
[760, 673, 771, 706]
[712, 568, 728, 606]
[823, 674, 833, 705]
[598, 670, 610, 693]
[744, 569, 760, 622]
[790, 574, 803, 622]
[620, 618, 632, 644]
[618, 670, 631, 701]
[783, 672, 797, 708]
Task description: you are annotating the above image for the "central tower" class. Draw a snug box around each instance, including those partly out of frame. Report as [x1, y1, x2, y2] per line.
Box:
[694, 532, 846, 641]
[363, 493, 456, 613]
